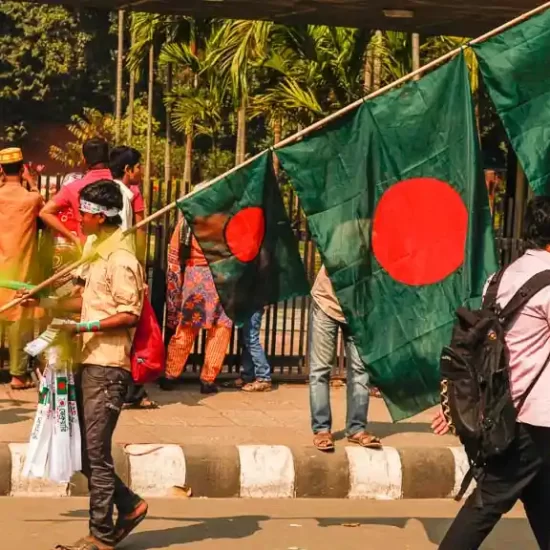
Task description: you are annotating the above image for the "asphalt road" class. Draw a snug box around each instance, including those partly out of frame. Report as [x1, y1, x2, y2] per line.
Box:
[0, 498, 535, 549]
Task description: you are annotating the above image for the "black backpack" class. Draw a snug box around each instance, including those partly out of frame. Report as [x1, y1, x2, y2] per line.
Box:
[440, 267, 550, 501]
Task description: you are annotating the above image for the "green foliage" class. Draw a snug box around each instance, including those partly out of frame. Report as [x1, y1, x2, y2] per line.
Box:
[49, 98, 185, 177]
[0, 2, 114, 149]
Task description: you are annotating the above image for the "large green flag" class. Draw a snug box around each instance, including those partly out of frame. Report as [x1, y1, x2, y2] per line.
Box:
[177, 151, 309, 325]
[277, 54, 497, 420]
[474, 8, 550, 195]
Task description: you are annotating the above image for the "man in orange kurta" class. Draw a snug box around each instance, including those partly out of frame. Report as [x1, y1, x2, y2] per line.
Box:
[0, 148, 44, 389]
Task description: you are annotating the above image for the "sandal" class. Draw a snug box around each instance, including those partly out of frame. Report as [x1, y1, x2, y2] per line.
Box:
[124, 397, 159, 410]
[347, 431, 382, 449]
[242, 380, 272, 392]
[313, 432, 335, 452]
[10, 376, 35, 390]
[53, 535, 114, 550]
[115, 499, 149, 544]
[222, 378, 249, 389]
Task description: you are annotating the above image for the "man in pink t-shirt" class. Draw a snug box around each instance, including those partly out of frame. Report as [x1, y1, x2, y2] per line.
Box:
[40, 138, 113, 247]
[434, 197, 550, 549]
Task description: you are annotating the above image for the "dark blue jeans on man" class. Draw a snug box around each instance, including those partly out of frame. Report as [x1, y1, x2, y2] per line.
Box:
[308, 301, 370, 436]
[241, 310, 271, 382]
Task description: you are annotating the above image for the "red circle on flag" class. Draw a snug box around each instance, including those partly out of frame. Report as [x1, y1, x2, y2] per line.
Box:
[224, 207, 266, 263]
[372, 177, 468, 286]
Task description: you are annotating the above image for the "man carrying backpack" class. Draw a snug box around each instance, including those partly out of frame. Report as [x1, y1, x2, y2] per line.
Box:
[434, 197, 550, 549]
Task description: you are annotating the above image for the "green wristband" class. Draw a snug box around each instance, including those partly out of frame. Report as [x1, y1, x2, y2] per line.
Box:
[75, 321, 101, 334]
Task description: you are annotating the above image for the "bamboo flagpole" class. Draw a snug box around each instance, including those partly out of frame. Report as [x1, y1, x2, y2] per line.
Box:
[1, 1, 549, 315]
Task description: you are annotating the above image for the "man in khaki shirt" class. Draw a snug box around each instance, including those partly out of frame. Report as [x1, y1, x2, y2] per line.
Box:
[29, 180, 148, 550]
[309, 266, 381, 452]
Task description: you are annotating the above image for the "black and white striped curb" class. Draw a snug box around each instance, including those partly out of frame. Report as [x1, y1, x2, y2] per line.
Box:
[0, 443, 474, 499]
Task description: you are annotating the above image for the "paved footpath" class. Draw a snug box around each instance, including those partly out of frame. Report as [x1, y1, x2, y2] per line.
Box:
[0, 382, 469, 500]
[0, 382, 457, 448]
[0, 498, 535, 549]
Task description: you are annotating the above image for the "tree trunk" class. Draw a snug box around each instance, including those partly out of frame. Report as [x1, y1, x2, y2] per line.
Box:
[182, 34, 197, 194]
[272, 117, 281, 177]
[235, 97, 247, 166]
[115, 9, 125, 144]
[412, 33, 420, 80]
[183, 134, 193, 193]
[144, 44, 154, 211]
[127, 26, 136, 144]
[164, 63, 173, 191]
[363, 47, 373, 92]
[373, 30, 382, 90]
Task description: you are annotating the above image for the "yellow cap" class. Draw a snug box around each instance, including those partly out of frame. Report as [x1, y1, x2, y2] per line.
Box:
[0, 147, 23, 165]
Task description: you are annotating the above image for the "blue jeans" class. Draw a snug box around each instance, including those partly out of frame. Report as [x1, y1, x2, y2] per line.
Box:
[242, 310, 271, 382]
[308, 301, 370, 436]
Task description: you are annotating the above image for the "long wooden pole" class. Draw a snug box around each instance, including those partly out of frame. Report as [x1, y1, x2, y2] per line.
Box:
[1, 1, 549, 315]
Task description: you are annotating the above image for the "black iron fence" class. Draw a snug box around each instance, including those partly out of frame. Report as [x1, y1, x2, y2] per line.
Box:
[0, 168, 527, 379]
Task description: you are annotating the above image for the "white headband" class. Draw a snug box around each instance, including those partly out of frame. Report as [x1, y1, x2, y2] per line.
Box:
[80, 199, 120, 217]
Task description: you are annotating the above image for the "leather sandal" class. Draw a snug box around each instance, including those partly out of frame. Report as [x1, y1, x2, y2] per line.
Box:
[347, 431, 382, 449]
[53, 535, 114, 550]
[115, 499, 149, 544]
[313, 432, 335, 452]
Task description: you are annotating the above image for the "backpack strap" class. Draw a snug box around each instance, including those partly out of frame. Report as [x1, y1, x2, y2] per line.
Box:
[499, 269, 550, 414]
[482, 268, 506, 310]
[499, 270, 550, 322]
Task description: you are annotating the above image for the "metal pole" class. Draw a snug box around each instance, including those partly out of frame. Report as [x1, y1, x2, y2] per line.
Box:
[513, 163, 527, 240]
[115, 9, 125, 144]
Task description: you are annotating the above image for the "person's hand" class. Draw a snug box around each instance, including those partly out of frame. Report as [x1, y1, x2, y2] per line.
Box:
[22, 164, 38, 190]
[71, 234, 83, 255]
[50, 320, 77, 334]
[431, 407, 451, 436]
[15, 289, 39, 308]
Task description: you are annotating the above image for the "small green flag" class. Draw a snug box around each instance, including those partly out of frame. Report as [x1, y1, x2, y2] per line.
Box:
[474, 8, 550, 195]
[177, 151, 309, 325]
[277, 54, 497, 420]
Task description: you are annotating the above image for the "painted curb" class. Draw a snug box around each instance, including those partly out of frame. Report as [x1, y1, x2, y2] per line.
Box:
[2, 443, 475, 499]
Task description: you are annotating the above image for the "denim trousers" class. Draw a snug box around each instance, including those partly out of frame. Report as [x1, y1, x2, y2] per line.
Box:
[241, 310, 271, 382]
[77, 365, 141, 545]
[308, 301, 370, 436]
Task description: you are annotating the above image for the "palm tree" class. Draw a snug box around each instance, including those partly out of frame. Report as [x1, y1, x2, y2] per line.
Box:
[160, 36, 228, 183]
[156, 20, 215, 188]
[206, 20, 274, 165]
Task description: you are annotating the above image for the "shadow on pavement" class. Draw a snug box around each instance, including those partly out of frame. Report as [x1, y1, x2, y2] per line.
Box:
[317, 516, 536, 548]
[332, 420, 432, 442]
[0, 406, 34, 425]
[120, 515, 269, 549]
[33, 509, 536, 548]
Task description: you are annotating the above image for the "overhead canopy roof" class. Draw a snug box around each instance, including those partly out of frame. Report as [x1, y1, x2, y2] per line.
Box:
[30, 0, 541, 36]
